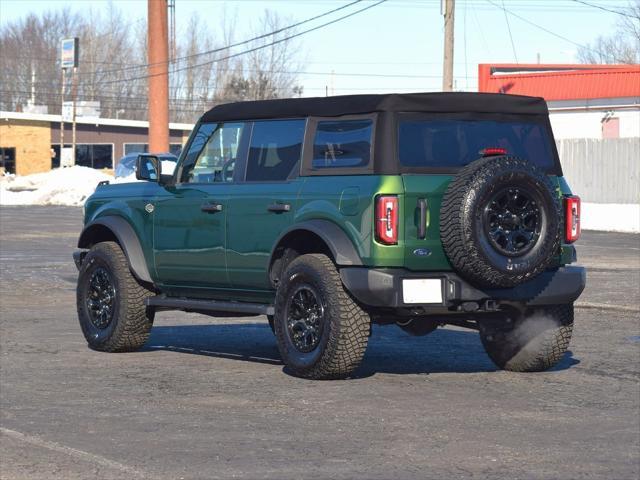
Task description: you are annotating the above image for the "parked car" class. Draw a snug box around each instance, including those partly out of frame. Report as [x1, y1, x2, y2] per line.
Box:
[73, 92, 585, 379]
[114, 152, 178, 178]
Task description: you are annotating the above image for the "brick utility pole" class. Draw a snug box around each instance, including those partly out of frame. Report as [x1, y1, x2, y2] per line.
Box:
[148, 0, 170, 154]
[442, 0, 455, 92]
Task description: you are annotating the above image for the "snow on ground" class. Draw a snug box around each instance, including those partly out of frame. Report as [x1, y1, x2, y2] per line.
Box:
[0, 162, 176, 207]
[582, 203, 640, 234]
[0, 166, 637, 233]
[0, 166, 113, 207]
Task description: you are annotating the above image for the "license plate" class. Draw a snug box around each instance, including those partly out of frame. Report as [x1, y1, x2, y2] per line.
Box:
[402, 279, 443, 304]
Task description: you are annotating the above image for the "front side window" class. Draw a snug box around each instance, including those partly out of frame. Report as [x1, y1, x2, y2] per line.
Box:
[312, 120, 372, 169]
[398, 118, 555, 170]
[245, 119, 305, 182]
[180, 122, 246, 183]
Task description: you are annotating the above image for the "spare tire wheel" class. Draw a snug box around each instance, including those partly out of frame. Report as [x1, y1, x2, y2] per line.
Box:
[440, 155, 561, 288]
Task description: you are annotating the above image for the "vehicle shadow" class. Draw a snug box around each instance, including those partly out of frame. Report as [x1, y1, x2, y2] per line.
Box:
[143, 322, 579, 378]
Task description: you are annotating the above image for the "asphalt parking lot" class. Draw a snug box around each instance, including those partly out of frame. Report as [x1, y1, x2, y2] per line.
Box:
[1, 206, 638, 480]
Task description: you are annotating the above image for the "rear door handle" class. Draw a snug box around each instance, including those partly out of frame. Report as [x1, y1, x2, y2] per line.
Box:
[418, 198, 427, 239]
[267, 203, 291, 213]
[201, 202, 223, 213]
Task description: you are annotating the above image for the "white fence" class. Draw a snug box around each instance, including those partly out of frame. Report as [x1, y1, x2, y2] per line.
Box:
[556, 138, 640, 204]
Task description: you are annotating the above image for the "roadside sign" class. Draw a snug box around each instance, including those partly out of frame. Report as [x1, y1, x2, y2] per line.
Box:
[61, 38, 79, 69]
[61, 147, 74, 167]
[62, 101, 74, 122]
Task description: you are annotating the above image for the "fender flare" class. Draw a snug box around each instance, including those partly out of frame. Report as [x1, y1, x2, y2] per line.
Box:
[271, 219, 363, 266]
[78, 216, 153, 284]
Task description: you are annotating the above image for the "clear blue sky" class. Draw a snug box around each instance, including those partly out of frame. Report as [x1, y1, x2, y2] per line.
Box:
[0, 0, 632, 96]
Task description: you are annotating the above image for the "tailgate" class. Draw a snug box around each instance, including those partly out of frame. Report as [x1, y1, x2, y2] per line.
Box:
[401, 174, 453, 271]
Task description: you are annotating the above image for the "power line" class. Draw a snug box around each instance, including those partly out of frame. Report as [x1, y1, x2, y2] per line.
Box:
[73, 0, 365, 78]
[485, 0, 589, 49]
[1, 68, 478, 82]
[97, 0, 387, 86]
[501, 0, 519, 63]
[570, 0, 637, 18]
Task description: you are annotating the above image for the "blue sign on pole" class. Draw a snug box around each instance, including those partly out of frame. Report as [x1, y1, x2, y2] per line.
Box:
[61, 38, 79, 69]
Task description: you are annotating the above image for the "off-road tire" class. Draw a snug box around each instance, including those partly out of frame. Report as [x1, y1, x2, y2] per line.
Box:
[440, 155, 561, 288]
[479, 304, 574, 372]
[77, 241, 154, 352]
[273, 254, 370, 380]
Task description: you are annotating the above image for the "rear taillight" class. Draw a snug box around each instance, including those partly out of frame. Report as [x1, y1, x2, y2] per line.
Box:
[565, 195, 581, 243]
[376, 195, 399, 245]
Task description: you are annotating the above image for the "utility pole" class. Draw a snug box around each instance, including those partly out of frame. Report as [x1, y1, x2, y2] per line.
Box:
[30, 68, 36, 106]
[71, 67, 78, 166]
[60, 68, 66, 156]
[148, 0, 170, 154]
[442, 0, 455, 92]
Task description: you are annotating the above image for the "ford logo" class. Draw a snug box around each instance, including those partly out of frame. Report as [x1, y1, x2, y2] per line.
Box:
[413, 248, 431, 257]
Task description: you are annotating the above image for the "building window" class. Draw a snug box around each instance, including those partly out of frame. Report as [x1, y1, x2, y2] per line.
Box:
[0, 147, 16, 174]
[124, 143, 183, 157]
[602, 117, 619, 139]
[51, 144, 113, 169]
[76, 145, 113, 169]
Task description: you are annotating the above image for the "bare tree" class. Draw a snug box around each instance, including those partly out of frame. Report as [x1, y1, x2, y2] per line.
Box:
[0, 9, 83, 112]
[215, 9, 304, 103]
[578, 0, 640, 64]
[0, 5, 304, 123]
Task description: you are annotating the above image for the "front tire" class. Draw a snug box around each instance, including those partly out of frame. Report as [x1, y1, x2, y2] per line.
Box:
[479, 304, 574, 372]
[76, 241, 154, 352]
[273, 254, 370, 380]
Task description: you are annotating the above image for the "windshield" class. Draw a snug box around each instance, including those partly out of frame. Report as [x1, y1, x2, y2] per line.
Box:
[398, 118, 555, 170]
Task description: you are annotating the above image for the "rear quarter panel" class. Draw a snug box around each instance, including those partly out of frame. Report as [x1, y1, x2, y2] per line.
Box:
[296, 175, 405, 267]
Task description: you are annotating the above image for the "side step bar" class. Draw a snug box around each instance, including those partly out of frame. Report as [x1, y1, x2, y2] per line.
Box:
[146, 296, 275, 316]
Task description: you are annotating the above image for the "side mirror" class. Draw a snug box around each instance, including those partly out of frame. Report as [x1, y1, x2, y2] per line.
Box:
[136, 155, 160, 182]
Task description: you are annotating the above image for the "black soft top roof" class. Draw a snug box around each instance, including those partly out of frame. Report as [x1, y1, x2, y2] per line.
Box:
[201, 92, 548, 122]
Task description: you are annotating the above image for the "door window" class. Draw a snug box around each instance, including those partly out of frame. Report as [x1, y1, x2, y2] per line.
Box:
[245, 119, 306, 182]
[180, 122, 246, 183]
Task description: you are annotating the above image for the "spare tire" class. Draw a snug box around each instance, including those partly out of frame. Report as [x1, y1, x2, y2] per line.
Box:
[440, 155, 561, 288]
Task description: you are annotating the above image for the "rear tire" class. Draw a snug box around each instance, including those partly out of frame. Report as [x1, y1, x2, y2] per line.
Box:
[76, 241, 154, 352]
[273, 254, 370, 380]
[479, 304, 574, 372]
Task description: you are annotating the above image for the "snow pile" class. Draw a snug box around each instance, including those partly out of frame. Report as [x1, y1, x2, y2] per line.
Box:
[0, 166, 113, 206]
[582, 203, 640, 234]
[0, 162, 177, 207]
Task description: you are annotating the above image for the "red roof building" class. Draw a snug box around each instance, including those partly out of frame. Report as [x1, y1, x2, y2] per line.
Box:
[478, 64, 640, 140]
[478, 64, 640, 101]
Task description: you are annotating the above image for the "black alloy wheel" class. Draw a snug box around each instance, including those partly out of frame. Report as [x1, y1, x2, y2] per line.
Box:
[440, 155, 561, 288]
[86, 267, 116, 329]
[483, 186, 542, 257]
[285, 285, 325, 353]
[273, 254, 370, 379]
[76, 241, 154, 352]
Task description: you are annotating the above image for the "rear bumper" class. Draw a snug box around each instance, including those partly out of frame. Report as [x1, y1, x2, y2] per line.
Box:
[340, 266, 586, 310]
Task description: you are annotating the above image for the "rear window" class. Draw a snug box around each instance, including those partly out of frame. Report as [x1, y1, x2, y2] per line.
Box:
[398, 119, 555, 170]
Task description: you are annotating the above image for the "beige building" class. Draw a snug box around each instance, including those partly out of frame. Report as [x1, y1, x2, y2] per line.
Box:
[0, 112, 193, 175]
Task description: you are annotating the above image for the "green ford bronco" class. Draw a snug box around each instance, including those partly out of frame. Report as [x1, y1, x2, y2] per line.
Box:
[74, 92, 585, 379]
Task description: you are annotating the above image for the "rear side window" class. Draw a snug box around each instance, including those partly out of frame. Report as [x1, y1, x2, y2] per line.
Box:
[312, 120, 372, 169]
[245, 119, 305, 182]
[398, 119, 555, 170]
